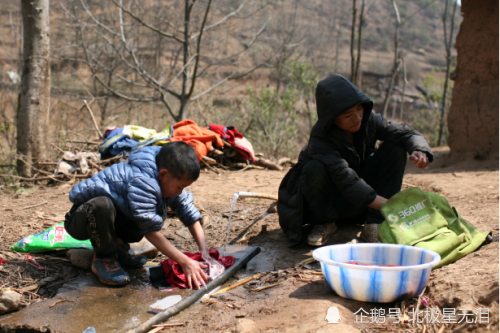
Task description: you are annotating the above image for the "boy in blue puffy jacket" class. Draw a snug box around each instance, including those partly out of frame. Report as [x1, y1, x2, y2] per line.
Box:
[65, 141, 209, 288]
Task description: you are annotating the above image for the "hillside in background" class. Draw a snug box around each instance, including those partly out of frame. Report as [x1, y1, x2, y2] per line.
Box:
[0, 0, 461, 161]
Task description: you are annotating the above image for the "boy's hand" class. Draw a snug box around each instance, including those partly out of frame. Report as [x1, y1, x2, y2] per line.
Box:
[410, 151, 429, 169]
[145, 231, 209, 289]
[179, 258, 208, 289]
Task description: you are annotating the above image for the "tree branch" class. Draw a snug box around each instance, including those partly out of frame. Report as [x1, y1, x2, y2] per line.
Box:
[189, 0, 249, 39]
[111, 0, 184, 43]
[187, 0, 213, 98]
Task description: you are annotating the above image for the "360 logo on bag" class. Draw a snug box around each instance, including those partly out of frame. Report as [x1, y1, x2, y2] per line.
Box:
[397, 199, 427, 219]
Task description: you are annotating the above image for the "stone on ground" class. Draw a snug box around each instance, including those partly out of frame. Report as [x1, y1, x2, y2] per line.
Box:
[130, 238, 158, 258]
[66, 249, 94, 269]
[0, 289, 22, 314]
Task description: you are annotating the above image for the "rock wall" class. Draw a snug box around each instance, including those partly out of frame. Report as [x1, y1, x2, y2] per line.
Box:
[447, 0, 499, 157]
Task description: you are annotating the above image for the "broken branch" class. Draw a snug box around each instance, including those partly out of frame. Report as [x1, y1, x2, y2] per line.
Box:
[49, 299, 75, 308]
[212, 273, 262, 296]
[83, 100, 103, 139]
[255, 157, 283, 171]
[248, 282, 281, 292]
[151, 323, 185, 328]
[201, 157, 220, 175]
[202, 156, 217, 165]
[22, 202, 48, 210]
[0, 173, 89, 182]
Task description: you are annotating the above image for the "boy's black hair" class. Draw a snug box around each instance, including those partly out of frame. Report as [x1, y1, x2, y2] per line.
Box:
[156, 141, 200, 180]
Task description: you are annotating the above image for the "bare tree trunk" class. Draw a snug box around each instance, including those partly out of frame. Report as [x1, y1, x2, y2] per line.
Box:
[18, 0, 51, 177]
[399, 56, 407, 121]
[181, 0, 191, 104]
[334, 24, 342, 73]
[333, 2, 345, 73]
[353, 0, 365, 86]
[381, 0, 401, 117]
[99, 72, 112, 127]
[391, 95, 396, 120]
[350, 0, 357, 83]
[437, 0, 458, 146]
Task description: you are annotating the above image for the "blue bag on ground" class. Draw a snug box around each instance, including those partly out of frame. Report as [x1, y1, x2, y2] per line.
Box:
[10, 222, 93, 252]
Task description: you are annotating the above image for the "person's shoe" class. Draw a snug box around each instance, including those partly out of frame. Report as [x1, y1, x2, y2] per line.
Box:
[117, 244, 147, 269]
[307, 223, 338, 247]
[91, 254, 131, 286]
[360, 224, 381, 243]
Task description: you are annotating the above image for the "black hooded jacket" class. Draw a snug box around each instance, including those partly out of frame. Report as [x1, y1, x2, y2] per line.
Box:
[277, 74, 433, 246]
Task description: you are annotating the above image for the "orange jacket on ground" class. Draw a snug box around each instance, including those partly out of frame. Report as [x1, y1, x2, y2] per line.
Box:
[168, 119, 223, 161]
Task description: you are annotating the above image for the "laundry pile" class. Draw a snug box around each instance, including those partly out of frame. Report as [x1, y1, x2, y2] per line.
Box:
[97, 119, 286, 171]
[49, 119, 286, 181]
[99, 120, 255, 163]
[149, 248, 235, 290]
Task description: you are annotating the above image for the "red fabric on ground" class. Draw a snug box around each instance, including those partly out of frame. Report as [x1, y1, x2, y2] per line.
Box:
[169, 120, 223, 161]
[160, 248, 235, 289]
[208, 124, 255, 162]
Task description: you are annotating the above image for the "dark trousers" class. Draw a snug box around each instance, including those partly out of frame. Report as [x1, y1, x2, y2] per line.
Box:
[64, 196, 143, 256]
[300, 142, 407, 226]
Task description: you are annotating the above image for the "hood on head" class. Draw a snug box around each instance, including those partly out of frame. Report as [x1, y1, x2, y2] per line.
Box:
[315, 74, 373, 133]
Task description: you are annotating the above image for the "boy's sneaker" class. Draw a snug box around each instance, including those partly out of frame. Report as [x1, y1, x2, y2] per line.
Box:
[360, 224, 381, 243]
[117, 244, 147, 269]
[307, 223, 338, 247]
[91, 254, 131, 286]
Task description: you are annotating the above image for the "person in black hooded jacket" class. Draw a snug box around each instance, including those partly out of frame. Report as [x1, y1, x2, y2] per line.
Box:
[277, 74, 433, 247]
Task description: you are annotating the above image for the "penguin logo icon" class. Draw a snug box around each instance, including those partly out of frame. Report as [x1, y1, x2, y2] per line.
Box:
[325, 306, 341, 324]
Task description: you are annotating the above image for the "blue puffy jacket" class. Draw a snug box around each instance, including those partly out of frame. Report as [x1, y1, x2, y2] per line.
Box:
[69, 146, 201, 235]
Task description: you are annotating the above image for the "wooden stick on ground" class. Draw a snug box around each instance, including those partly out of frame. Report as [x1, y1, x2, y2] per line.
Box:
[0, 173, 90, 182]
[98, 155, 124, 165]
[83, 100, 103, 139]
[36, 162, 58, 165]
[212, 273, 262, 296]
[0, 228, 9, 240]
[208, 147, 223, 156]
[16, 155, 52, 176]
[248, 282, 282, 292]
[12, 288, 43, 298]
[201, 156, 217, 165]
[22, 201, 48, 210]
[237, 165, 252, 172]
[228, 291, 246, 299]
[147, 328, 164, 333]
[51, 143, 66, 154]
[201, 157, 220, 175]
[238, 192, 278, 201]
[152, 323, 185, 328]
[49, 299, 75, 308]
[277, 157, 291, 166]
[66, 140, 100, 145]
[255, 157, 283, 171]
[296, 257, 317, 266]
[47, 276, 80, 289]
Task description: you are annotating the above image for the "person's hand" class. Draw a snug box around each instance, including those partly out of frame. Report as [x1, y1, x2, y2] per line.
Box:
[410, 151, 429, 169]
[368, 195, 388, 211]
[180, 258, 208, 289]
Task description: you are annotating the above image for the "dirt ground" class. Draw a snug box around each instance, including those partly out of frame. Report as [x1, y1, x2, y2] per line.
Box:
[0, 147, 498, 333]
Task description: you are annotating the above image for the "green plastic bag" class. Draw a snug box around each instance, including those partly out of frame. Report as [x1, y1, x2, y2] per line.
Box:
[10, 223, 93, 252]
[379, 187, 491, 268]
